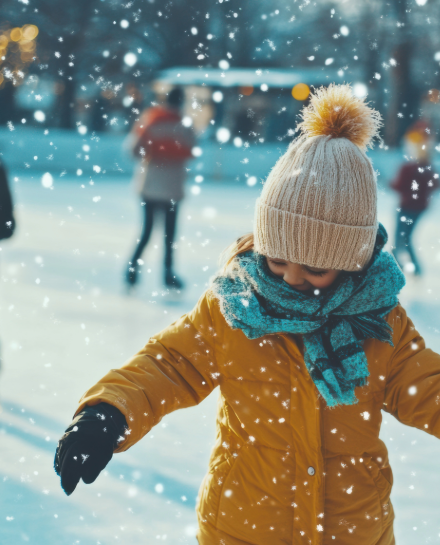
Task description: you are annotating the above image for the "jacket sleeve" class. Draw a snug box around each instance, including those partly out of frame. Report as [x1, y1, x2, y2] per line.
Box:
[383, 305, 440, 438]
[75, 292, 221, 452]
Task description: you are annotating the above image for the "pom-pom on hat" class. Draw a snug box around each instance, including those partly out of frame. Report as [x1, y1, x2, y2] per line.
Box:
[254, 83, 383, 271]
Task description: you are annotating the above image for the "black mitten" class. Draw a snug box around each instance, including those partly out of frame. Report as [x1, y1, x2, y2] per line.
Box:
[54, 403, 127, 495]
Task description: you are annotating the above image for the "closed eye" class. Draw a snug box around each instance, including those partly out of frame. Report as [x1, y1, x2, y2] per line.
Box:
[268, 260, 287, 267]
[303, 266, 328, 277]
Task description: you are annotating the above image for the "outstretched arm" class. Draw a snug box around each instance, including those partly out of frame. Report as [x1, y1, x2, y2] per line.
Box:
[383, 306, 440, 437]
[75, 291, 220, 451]
[55, 292, 221, 494]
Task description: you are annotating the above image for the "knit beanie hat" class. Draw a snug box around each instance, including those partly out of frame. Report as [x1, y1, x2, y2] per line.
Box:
[254, 84, 382, 271]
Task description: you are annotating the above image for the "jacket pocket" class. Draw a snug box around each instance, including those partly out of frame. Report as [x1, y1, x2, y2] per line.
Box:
[196, 456, 235, 529]
[216, 446, 294, 545]
[365, 457, 393, 531]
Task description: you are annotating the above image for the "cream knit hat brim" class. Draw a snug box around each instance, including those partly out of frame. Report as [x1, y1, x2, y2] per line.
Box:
[255, 200, 378, 271]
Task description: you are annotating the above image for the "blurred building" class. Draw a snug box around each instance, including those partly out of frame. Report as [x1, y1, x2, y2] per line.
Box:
[152, 66, 358, 144]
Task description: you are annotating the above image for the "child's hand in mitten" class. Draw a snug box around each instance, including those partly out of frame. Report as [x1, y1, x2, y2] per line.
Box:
[54, 403, 127, 495]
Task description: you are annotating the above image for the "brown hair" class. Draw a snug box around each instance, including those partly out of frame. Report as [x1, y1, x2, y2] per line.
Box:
[221, 233, 255, 272]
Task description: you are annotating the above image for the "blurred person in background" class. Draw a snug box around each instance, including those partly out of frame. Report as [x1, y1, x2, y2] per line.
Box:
[391, 121, 439, 275]
[0, 158, 16, 373]
[125, 87, 195, 290]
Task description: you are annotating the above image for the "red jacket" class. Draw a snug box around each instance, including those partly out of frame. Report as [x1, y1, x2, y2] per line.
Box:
[391, 161, 439, 211]
[134, 106, 193, 162]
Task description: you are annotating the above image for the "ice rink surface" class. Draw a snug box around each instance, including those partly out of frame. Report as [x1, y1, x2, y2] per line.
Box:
[1, 170, 440, 544]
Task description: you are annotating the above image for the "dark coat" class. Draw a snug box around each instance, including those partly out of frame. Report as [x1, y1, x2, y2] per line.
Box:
[0, 161, 15, 240]
[391, 161, 439, 211]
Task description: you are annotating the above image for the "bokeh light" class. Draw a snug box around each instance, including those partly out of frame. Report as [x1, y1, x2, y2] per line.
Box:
[34, 110, 46, 122]
[22, 25, 39, 40]
[41, 172, 53, 189]
[292, 83, 310, 101]
[124, 52, 137, 67]
[122, 95, 134, 107]
[353, 82, 368, 98]
[20, 40, 36, 52]
[212, 91, 223, 103]
[216, 127, 231, 143]
[10, 28, 23, 42]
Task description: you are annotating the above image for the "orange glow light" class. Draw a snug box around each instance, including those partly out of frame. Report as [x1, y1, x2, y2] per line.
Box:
[292, 83, 310, 101]
[10, 27, 23, 42]
[428, 89, 440, 104]
[20, 40, 36, 52]
[240, 86, 254, 96]
[22, 25, 39, 40]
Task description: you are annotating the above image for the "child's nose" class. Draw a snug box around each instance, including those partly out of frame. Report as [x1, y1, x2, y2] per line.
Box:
[283, 265, 306, 288]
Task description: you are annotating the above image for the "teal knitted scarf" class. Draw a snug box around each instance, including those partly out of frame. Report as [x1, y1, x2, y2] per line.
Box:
[211, 224, 405, 407]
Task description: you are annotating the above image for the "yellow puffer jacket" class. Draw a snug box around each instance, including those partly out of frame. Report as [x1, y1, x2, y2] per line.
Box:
[77, 291, 440, 545]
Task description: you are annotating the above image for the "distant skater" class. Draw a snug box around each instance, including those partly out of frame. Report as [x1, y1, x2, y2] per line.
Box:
[391, 121, 439, 275]
[125, 87, 195, 289]
[0, 160, 15, 241]
[0, 158, 16, 373]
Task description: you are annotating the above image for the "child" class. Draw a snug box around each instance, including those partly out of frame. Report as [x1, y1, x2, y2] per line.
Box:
[55, 85, 440, 545]
[391, 120, 439, 275]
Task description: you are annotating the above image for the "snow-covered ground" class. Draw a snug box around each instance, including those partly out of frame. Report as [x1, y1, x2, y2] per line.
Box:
[0, 166, 440, 544]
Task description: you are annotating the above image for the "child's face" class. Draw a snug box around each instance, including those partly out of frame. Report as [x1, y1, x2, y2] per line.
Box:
[266, 257, 340, 293]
